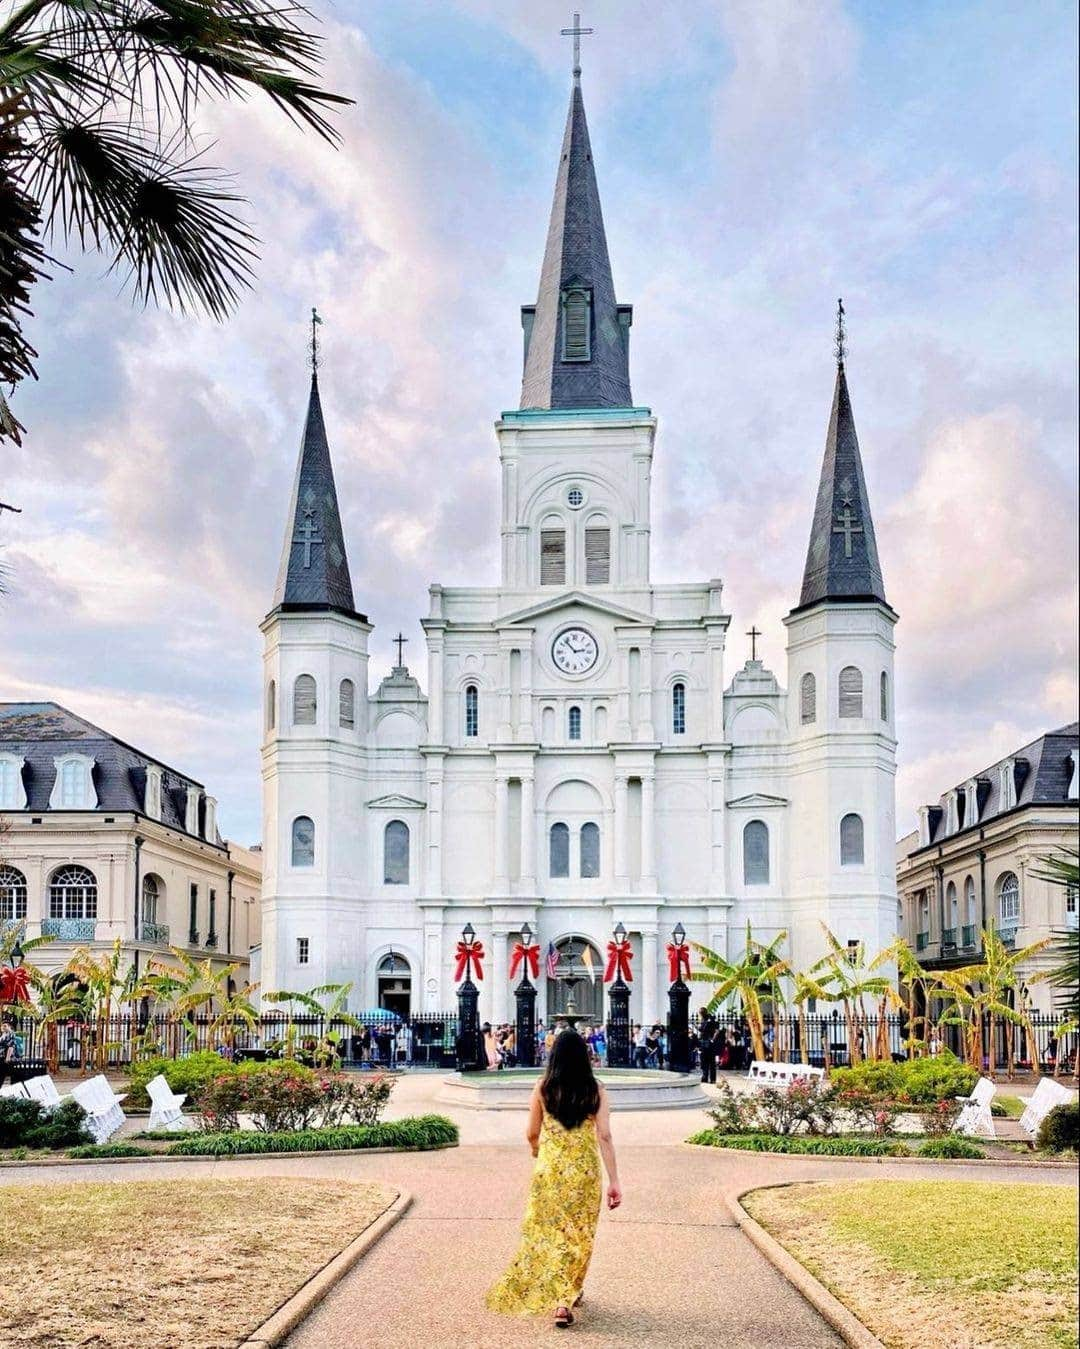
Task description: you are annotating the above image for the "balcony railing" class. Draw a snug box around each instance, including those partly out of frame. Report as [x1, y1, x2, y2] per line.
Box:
[1065, 911, 1079, 931]
[188, 930, 199, 947]
[961, 924, 976, 948]
[205, 933, 218, 950]
[140, 921, 170, 944]
[0, 918, 26, 940]
[1000, 926, 1018, 947]
[942, 927, 957, 949]
[42, 917, 97, 941]
[916, 931, 929, 952]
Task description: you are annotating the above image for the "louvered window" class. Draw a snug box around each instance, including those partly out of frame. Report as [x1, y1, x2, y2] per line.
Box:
[580, 822, 600, 878]
[293, 674, 317, 725]
[838, 666, 863, 719]
[800, 672, 816, 724]
[291, 816, 315, 867]
[265, 680, 276, 733]
[743, 820, 770, 885]
[561, 288, 591, 361]
[540, 529, 566, 585]
[584, 527, 610, 584]
[840, 813, 864, 866]
[672, 683, 686, 735]
[880, 671, 889, 721]
[464, 684, 479, 737]
[339, 678, 355, 729]
[384, 820, 410, 885]
[549, 822, 570, 878]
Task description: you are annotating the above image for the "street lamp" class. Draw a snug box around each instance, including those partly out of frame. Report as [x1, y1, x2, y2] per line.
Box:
[521, 921, 532, 948]
[462, 921, 475, 944]
[9, 940, 24, 969]
[672, 921, 686, 946]
[613, 920, 627, 943]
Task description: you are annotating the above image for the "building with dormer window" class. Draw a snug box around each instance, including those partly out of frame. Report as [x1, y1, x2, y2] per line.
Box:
[259, 70, 899, 1023]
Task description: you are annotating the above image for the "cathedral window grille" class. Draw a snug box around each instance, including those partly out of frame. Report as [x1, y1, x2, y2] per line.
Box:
[561, 287, 591, 361]
[998, 872, 1020, 926]
[880, 671, 889, 722]
[50, 865, 97, 920]
[840, 813, 864, 866]
[584, 527, 610, 584]
[293, 674, 317, 725]
[580, 822, 600, 878]
[743, 820, 770, 885]
[384, 820, 410, 885]
[141, 874, 160, 925]
[540, 529, 566, 585]
[297, 937, 310, 966]
[291, 816, 315, 867]
[0, 865, 27, 921]
[672, 682, 686, 735]
[265, 680, 276, 733]
[339, 679, 355, 729]
[549, 822, 570, 878]
[838, 666, 863, 719]
[464, 684, 479, 738]
[800, 672, 816, 725]
[568, 705, 582, 741]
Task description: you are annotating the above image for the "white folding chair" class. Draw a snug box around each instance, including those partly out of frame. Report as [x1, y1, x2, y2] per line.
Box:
[1019, 1077, 1077, 1139]
[146, 1074, 189, 1132]
[955, 1076, 996, 1138]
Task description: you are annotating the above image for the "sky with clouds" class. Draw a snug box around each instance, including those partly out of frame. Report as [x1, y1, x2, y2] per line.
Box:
[3, 0, 1077, 846]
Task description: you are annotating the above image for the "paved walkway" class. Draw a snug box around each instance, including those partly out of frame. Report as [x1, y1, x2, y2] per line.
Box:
[2, 1074, 1074, 1348]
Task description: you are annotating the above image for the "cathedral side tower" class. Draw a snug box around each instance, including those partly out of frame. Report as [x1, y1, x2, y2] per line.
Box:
[783, 319, 898, 969]
[260, 370, 371, 994]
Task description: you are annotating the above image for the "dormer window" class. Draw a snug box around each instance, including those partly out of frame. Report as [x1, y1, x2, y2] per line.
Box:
[0, 755, 26, 809]
[144, 764, 163, 820]
[49, 754, 96, 810]
[561, 287, 591, 361]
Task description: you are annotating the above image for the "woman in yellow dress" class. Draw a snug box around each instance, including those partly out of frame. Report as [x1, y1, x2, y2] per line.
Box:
[487, 1029, 622, 1329]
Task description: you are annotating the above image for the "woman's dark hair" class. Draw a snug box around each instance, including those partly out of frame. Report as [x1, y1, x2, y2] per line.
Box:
[541, 1030, 600, 1130]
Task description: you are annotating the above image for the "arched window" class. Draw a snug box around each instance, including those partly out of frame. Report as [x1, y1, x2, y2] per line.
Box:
[839, 666, 863, 718]
[840, 813, 864, 866]
[384, 820, 409, 885]
[580, 822, 600, 878]
[265, 680, 276, 733]
[800, 672, 816, 725]
[918, 893, 930, 934]
[880, 671, 889, 722]
[339, 679, 355, 729]
[946, 880, 958, 934]
[743, 820, 770, 885]
[561, 287, 591, 361]
[141, 873, 161, 924]
[49, 865, 97, 920]
[0, 865, 27, 921]
[672, 682, 686, 735]
[464, 685, 479, 738]
[293, 674, 317, 725]
[540, 525, 566, 585]
[964, 875, 977, 928]
[549, 822, 570, 879]
[291, 816, 315, 867]
[998, 872, 1020, 926]
[568, 705, 582, 741]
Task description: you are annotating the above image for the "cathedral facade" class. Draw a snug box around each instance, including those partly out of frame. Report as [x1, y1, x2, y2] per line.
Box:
[258, 75, 898, 1024]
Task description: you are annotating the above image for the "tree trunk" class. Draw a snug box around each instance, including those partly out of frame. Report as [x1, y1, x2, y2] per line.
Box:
[798, 1008, 809, 1065]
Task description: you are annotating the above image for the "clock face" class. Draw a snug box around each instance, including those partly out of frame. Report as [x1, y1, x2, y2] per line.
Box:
[552, 627, 599, 675]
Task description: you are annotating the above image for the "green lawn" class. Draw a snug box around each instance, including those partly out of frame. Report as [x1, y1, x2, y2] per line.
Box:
[997, 1094, 1026, 1119]
[746, 1180, 1079, 1349]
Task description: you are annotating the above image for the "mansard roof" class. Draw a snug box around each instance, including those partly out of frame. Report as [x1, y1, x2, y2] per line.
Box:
[519, 79, 633, 410]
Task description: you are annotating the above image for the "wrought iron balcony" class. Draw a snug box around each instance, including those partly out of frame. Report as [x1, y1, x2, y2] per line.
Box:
[42, 917, 97, 941]
[1000, 926, 1018, 948]
[0, 918, 26, 940]
[140, 921, 170, 944]
[942, 927, 957, 949]
[961, 924, 976, 948]
[205, 933, 218, 950]
[188, 929, 199, 947]
[916, 931, 929, 952]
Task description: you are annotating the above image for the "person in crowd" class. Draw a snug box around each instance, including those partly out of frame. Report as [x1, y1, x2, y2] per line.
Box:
[502, 1027, 518, 1067]
[487, 1030, 621, 1329]
[715, 1025, 729, 1071]
[728, 1025, 744, 1072]
[395, 1021, 412, 1067]
[632, 1023, 649, 1068]
[0, 1016, 20, 1089]
[644, 1025, 662, 1069]
[483, 1022, 502, 1070]
[699, 1016, 718, 1084]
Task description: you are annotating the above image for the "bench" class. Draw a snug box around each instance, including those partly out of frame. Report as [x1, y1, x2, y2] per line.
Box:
[1019, 1077, 1077, 1140]
[746, 1060, 826, 1089]
[955, 1076, 996, 1138]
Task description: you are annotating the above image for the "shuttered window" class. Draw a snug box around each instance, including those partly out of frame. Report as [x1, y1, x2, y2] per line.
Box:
[291, 816, 315, 866]
[584, 527, 610, 584]
[549, 822, 570, 878]
[580, 822, 600, 878]
[265, 680, 276, 732]
[540, 529, 566, 585]
[800, 672, 816, 724]
[840, 813, 864, 866]
[384, 820, 410, 885]
[743, 820, 769, 885]
[838, 666, 863, 719]
[561, 288, 590, 361]
[293, 674, 317, 725]
[339, 678, 355, 729]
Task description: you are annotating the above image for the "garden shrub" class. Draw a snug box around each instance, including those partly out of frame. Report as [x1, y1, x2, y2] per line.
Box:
[1036, 1103, 1079, 1154]
[166, 1114, 458, 1156]
[688, 1130, 910, 1157]
[829, 1053, 976, 1105]
[0, 1097, 90, 1149]
[918, 1136, 985, 1160]
[833, 1086, 901, 1138]
[128, 1050, 240, 1108]
[66, 1142, 155, 1159]
[919, 1098, 963, 1137]
[196, 1065, 394, 1133]
[706, 1079, 837, 1137]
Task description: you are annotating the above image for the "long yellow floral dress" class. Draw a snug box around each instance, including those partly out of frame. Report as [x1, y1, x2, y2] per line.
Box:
[486, 1109, 602, 1315]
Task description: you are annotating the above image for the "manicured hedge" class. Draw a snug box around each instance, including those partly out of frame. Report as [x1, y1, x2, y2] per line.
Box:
[128, 1051, 317, 1108]
[67, 1142, 155, 1159]
[0, 1098, 91, 1150]
[687, 1130, 911, 1156]
[917, 1136, 986, 1159]
[166, 1114, 458, 1156]
[829, 1053, 977, 1104]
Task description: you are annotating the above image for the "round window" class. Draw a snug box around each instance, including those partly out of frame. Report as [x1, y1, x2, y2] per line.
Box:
[567, 487, 584, 508]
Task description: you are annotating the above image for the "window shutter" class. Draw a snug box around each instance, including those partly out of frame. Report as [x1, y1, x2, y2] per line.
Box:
[540, 529, 566, 585]
[549, 822, 570, 878]
[800, 672, 816, 724]
[880, 671, 889, 721]
[580, 822, 600, 878]
[561, 289, 590, 361]
[838, 666, 863, 718]
[293, 674, 317, 725]
[339, 678, 355, 729]
[840, 813, 864, 866]
[584, 527, 610, 584]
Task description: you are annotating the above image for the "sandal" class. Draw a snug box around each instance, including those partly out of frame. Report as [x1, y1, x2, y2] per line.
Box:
[554, 1307, 574, 1329]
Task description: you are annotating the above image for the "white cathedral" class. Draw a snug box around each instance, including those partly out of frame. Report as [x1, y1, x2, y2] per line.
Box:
[258, 71, 898, 1026]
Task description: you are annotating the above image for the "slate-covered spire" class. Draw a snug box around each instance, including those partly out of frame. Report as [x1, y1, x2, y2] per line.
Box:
[519, 77, 633, 409]
[271, 370, 361, 619]
[796, 311, 888, 611]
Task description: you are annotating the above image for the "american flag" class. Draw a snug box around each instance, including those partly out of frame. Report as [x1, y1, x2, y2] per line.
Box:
[545, 941, 559, 980]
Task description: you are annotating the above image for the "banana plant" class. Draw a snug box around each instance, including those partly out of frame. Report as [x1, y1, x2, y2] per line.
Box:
[66, 939, 143, 1072]
[690, 924, 791, 1062]
[262, 983, 360, 1067]
[144, 948, 247, 1052]
[811, 925, 893, 1065]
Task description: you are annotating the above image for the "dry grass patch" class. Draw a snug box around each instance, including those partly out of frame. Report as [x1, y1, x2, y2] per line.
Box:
[0, 1177, 396, 1348]
[745, 1180, 1079, 1349]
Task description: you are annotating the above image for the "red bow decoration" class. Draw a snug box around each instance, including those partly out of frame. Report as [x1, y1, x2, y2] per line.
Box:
[0, 966, 31, 1005]
[508, 942, 540, 981]
[667, 942, 691, 983]
[603, 938, 633, 984]
[454, 939, 484, 983]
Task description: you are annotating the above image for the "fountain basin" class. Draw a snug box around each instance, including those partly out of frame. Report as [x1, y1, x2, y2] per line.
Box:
[438, 1067, 709, 1111]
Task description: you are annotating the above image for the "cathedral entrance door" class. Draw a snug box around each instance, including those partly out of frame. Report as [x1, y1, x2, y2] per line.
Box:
[547, 937, 603, 1024]
[377, 952, 412, 1018]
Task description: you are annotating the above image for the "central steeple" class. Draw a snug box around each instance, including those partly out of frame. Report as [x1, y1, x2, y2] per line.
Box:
[519, 74, 633, 409]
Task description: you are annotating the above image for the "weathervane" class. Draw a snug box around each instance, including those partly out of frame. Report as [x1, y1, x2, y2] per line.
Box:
[834, 297, 846, 368]
[561, 11, 594, 81]
[310, 306, 323, 372]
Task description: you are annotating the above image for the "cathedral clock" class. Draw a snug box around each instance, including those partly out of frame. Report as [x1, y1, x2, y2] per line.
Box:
[551, 627, 599, 675]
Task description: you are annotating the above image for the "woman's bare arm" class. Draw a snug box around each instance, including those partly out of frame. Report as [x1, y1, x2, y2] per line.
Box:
[526, 1082, 544, 1156]
[595, 1085, 622, 1209]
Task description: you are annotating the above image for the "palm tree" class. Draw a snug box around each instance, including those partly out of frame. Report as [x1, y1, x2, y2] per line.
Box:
[262, 981, 359, 1067]
[690, 924, 790, 1063]
[144, 947, 245, 1051]
[66, 937, 142, 1071]
[27, 968, 82, 1072]
[790, 969, 831, 1066]
[0, 0, 351, 442]
[810, 926, 895, 1065]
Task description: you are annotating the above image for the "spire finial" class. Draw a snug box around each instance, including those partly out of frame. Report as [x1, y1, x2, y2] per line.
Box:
[310, 306, 323, 373]
[834, 297, 846, 369]
[561, 11, 593, 83]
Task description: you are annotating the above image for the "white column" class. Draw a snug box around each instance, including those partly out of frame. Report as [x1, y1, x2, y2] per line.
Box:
[425, 765, 444, 896]
[641, 773, 657, 889]
[641, 927, 659, 1022]
[422, 909, 444, 1010]
[708, 767, 725, 895]
[520, 774, 536, 890]
[517, 639, 535, 741]
[491, 927, 510, 1024]
[494, 774, 510, 891]
[613, 775, 629, 887]
[426, 635, 444, 743]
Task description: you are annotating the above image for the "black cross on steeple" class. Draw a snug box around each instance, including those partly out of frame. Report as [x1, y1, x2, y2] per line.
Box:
[393, 632, 408, 669]
[747, 626, 761, 662]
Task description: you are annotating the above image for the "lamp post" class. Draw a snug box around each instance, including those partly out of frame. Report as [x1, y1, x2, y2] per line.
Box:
[455, 922, 484, 1072]
[666, 920, 691, 1074]
[513, 921, 538, 1068]
[606, 921, 632, 1068]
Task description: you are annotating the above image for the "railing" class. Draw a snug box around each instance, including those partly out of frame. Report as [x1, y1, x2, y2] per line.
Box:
[205, 934, 218, 949]
[1065, 911, 1079, 931]
[140, 921, 169, 944]
[41, 917, 97, 941]
[941, 927, 957, 948]
[1000, 927, 1018, 948]
[0, 918, 26, 939]
[188, 930, 199, 947]
[916, 931, 929, 952]
[961, 924, 976, 948]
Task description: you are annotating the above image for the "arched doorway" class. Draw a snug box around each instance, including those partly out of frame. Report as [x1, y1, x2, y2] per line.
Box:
[377, 952, 411, 1017]
[547, 936, 603, 1023]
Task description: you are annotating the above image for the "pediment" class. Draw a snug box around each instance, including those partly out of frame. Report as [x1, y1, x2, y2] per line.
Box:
[366, 793, 426, 811]
[725, 792, 789, 809]
[497, 590, 654, 629]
